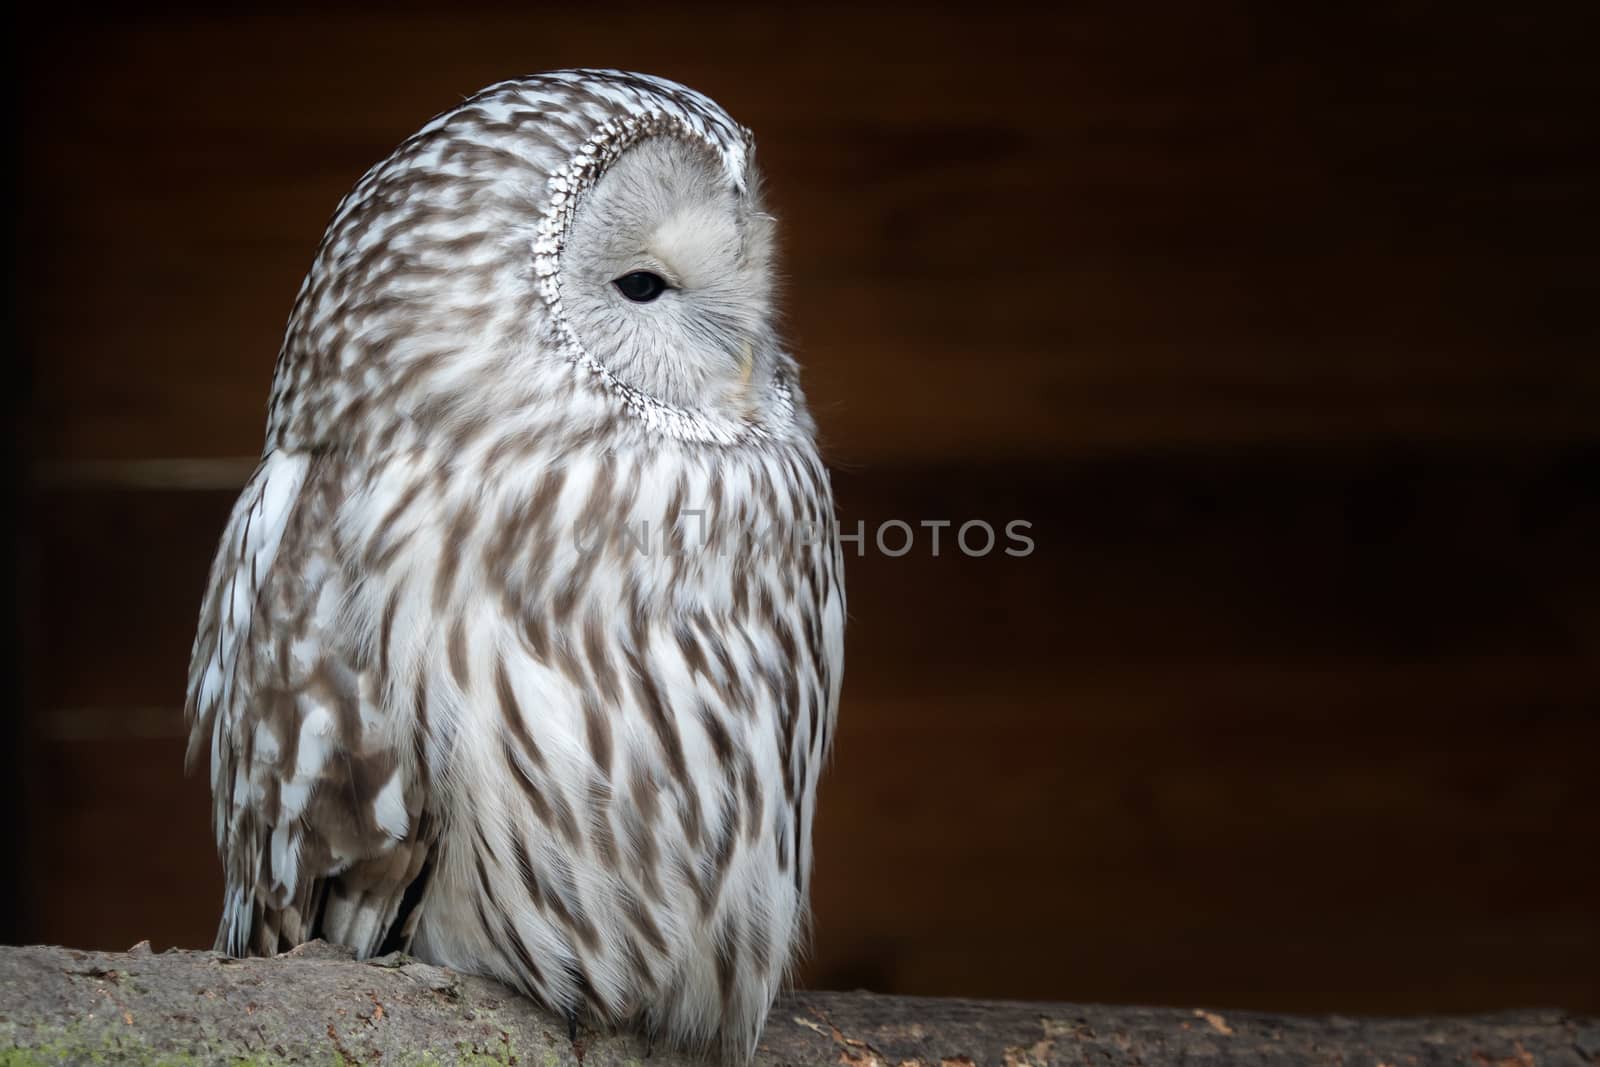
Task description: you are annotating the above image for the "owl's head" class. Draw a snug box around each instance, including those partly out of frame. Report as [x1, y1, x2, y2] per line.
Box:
[556, 135, 776, 417]
[269, 70, 799, 454]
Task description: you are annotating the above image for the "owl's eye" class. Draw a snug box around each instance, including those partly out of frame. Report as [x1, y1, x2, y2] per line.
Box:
[613, 271, 669, 303]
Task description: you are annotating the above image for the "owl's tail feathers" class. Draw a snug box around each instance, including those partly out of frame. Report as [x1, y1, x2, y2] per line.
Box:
[213, 872, 323, 957]
[319, 816, 439, 958]
[213, 813, 438, 960]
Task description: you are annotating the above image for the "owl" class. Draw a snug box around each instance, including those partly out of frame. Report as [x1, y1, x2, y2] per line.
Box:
[184, 69, 845, 1061]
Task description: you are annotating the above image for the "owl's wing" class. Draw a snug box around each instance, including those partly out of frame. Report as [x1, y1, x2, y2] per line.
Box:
[186, 450, 436, 958]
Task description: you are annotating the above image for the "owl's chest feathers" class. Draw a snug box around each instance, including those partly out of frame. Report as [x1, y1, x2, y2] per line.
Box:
[339, 432, 836, 797]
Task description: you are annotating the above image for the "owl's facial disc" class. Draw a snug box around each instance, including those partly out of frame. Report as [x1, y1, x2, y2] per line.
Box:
[556, 135, 776, 414]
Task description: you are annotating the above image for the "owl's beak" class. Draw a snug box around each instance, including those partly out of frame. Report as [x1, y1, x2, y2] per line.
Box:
[725, 339, 759, 417]
[736, 340, 755, 388]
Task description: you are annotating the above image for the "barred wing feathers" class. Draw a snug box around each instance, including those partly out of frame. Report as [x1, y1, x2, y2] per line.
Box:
[185, 451, 435, 958]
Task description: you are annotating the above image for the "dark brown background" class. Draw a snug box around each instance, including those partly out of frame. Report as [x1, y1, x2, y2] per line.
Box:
[11, 4, 1599, 1016]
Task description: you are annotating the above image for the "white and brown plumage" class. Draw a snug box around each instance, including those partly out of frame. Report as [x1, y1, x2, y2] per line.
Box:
[185, 70, 845, 1060]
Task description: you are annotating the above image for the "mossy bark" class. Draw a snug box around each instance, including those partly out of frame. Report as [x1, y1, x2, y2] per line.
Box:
[0, 943, 1594, 1066]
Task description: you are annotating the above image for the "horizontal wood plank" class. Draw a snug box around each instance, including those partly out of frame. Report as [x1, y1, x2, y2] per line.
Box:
[20, 449, 1600, 1012]
[18, 6, 1600, 463]
[16, 0, 1599, 1019]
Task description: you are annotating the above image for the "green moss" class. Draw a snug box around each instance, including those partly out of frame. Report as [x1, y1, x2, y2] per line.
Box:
[2, 1030, 356, 1066]
[452, 1030, 523, 1065]
[0, 1037, 209, 1066]
[2, 1019, 541, 1066]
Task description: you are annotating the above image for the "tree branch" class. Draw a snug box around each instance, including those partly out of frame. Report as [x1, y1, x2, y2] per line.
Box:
[0, 943, 1594, 1065]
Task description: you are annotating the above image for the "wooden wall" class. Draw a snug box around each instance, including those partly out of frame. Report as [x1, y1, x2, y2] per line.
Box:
[15, 5, 1599, 1014]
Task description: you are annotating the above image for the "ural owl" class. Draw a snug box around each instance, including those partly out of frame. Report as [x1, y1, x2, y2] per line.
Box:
[185, 69, 845, 1060]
